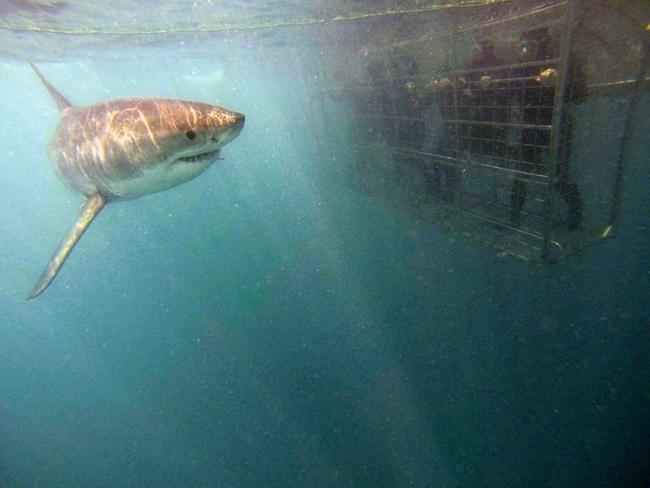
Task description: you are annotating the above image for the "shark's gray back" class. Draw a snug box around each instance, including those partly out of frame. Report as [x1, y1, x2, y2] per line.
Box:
[51, 98, 240, 199]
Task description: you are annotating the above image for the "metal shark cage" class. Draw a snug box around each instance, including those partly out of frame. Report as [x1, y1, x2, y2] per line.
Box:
[312, 0, 649, 264]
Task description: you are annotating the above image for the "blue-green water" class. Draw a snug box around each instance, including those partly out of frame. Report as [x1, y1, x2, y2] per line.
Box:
[1, 44, 649, 488]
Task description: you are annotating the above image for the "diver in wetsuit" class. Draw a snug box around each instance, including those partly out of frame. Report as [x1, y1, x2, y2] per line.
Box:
[388, 55, 451, 196]
[508, 27, 586, 229]
[466, 36, 510, 159]
[389, 55, 436, 153]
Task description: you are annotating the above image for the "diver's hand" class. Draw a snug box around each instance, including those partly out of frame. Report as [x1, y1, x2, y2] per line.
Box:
[478, 75, 492, 89]
[438, 77, 452, 89]
[536, 68, 557, 86]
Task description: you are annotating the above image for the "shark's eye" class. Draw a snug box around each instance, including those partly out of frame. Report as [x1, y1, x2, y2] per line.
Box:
[185, 130, 196, 141]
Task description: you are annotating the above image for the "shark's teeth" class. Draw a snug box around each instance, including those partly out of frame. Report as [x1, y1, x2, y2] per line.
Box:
[177, 150, 218, 163]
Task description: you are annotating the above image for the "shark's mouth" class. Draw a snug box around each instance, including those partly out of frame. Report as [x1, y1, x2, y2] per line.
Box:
[177, 149, 220, 164]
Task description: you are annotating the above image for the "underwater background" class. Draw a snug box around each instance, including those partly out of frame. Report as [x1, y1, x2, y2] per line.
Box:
[1, 1, 649, 487]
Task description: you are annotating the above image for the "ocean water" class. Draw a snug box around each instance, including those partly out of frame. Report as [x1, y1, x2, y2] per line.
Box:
[1, 4, 649, 488]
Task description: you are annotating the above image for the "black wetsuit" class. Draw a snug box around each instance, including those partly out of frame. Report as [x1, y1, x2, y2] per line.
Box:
[386, 70, 440, 153]
[466, 49, 510, 158]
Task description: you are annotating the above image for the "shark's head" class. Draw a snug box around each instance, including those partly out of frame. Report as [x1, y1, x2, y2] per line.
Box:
[152, 99, 245, 174]
[52, 98, 245, 199]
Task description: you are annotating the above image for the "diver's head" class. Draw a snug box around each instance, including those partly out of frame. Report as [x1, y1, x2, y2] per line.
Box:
[392, 55, 419, 77]
[475, 34, 496, 55]
[518, 27, 550, 61]
[367, 59, 383, 79]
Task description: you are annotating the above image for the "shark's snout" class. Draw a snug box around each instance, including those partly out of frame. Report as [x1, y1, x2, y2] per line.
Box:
[211, 111, 244, 148]
[232, 111, 245, 134]
[220, 111, 245, 145]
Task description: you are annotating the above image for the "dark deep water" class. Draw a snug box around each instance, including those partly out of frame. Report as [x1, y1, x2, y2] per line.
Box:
[1, 4, 649, 488]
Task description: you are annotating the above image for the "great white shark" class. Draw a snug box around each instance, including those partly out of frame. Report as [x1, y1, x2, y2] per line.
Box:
[27, 64, 245, 299]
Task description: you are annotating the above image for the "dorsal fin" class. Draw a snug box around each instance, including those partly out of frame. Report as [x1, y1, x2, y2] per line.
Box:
[28, 193, 107, 299]
[29, 62, 73, 111]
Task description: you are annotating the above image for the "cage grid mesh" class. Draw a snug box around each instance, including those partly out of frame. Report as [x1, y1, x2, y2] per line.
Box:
[313, 0, 648, 264]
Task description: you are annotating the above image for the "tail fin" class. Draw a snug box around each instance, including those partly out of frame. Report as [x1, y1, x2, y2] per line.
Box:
[29, 62, 73, 111]
[28, 193, 106, 299]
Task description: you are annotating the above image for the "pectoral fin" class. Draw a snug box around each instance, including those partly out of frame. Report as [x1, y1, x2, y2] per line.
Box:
[28, 193, 107, 300]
